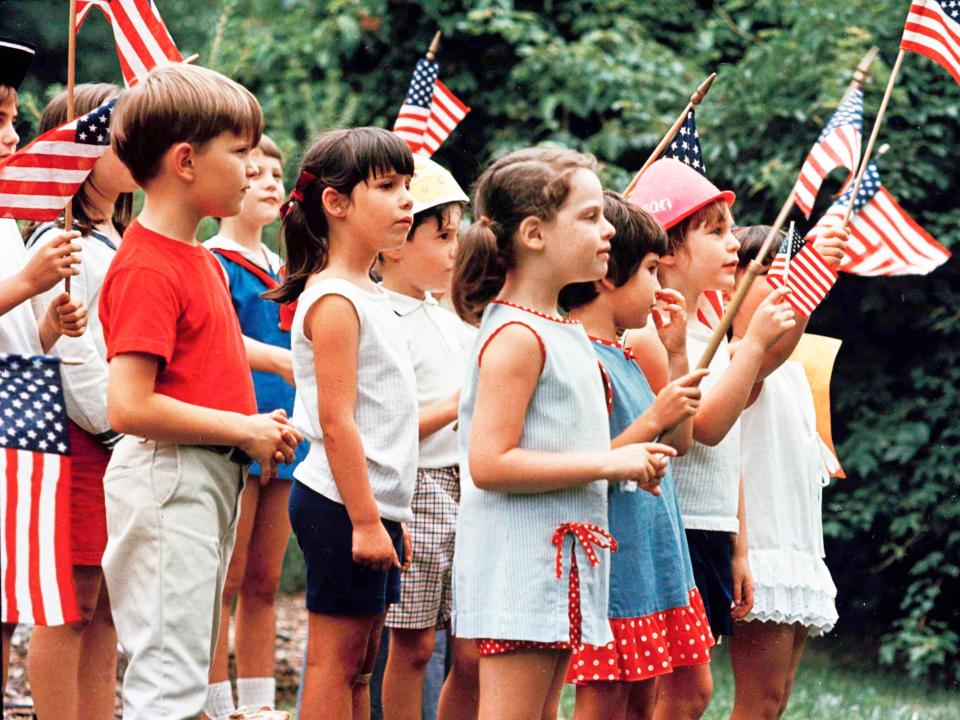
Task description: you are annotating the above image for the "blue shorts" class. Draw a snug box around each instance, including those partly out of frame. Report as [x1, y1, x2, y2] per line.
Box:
[685, 529, 735, 637]
[289, 480, 403, 616]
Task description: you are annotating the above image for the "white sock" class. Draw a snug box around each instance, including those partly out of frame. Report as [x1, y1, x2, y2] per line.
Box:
[237, 676, 276, 710]
[203, 680, 236, 720]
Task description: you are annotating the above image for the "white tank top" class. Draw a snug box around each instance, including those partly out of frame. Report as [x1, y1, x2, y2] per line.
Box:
[741, 361, 836, 556]
[671, 324, 741, 533]
[291, 278, 419, 523]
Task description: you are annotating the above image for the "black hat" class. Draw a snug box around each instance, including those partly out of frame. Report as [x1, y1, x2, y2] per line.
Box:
[0, 38, 36, 91]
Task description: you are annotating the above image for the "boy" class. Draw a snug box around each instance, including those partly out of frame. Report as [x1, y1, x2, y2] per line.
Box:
[99, 64, 301, 719]
[376, 155, 479, 720]
[202, 134, 306, 718]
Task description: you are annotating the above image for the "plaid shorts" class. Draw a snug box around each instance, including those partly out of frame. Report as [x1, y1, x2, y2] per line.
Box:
[385, 466, 460, 630]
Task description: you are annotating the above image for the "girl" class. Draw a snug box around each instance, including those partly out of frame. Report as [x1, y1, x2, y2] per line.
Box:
[450, 148, 677, 720]
[203, 134, 307, 719]
[559, 192, 714, 720]
[24, 82, 137, 720]
[628, 159, 795, 720]
[264, 127, 417, 720]
[728, 225, 845, 720]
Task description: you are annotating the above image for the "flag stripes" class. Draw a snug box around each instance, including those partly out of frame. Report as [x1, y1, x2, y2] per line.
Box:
[792, 89, 863, 217]
[76, 0, 182, 87]
[767, 231, 838, 317]
[901, 0, 960, 85]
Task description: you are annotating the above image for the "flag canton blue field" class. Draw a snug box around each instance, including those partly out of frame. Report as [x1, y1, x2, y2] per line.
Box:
[0, 355, 69, 455]
[74, 101, 114, 146]
[664, 110, 706, 175]
[403, 58, 440, 109]
[818, 88, 864, 140]
[838, 160, 881, 209]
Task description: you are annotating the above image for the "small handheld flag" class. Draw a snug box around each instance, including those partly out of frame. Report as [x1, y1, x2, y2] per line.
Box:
[0, 99, 116, 222]
[767, 225, 838, 317]
[901, 0, 960, 85]
[806, 161, 950, 276]
[793, 89, 864, 218]
[1, 354, 78, 626]
[393, 57, 469, 157]
[76, 0, 182, 87]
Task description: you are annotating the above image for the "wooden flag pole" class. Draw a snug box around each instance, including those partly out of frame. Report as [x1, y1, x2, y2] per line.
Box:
[693, 46, 882, 372]
[64, 0, 78, 295]
[623, 72, 717, 196]
[840, 49, 906, 227]
[426, 31, 442, 61]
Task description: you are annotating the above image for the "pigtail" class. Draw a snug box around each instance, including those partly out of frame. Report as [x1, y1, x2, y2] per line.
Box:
[452, 219, 511, 326]
[264, 182, 329, 304]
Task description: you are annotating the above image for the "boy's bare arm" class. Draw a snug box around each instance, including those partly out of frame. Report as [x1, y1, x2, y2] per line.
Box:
[243, 335, 294, 386]
[108, 352, 300, 470]
[419, 390, 459, 440]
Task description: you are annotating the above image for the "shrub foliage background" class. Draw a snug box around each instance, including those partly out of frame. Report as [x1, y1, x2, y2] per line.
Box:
[3, 0, 958, 684]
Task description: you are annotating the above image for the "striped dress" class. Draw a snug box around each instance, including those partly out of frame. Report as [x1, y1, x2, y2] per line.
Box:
[451, 301, 614, 647]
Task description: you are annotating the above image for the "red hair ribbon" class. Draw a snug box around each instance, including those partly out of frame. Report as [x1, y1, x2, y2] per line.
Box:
[280, 170, 318, 218]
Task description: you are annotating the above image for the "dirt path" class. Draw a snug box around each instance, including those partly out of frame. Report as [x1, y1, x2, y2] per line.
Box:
[3, 593, 308, 718]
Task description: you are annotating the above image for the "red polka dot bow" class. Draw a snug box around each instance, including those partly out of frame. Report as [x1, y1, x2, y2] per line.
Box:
[552, 522, 618, 579]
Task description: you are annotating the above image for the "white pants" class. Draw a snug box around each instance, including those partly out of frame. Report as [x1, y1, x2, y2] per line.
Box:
[102, 438, 244, 720]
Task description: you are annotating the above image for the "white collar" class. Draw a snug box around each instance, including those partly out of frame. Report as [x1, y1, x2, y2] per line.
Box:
[203, 234, 281, 273]
[381, 286, 439, 316]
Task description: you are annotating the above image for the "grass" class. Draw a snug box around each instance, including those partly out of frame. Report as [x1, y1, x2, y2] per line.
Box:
[559, 641, 960, 720]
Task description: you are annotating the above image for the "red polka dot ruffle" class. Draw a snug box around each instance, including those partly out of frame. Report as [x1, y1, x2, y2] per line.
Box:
[566, 587, 714, 684]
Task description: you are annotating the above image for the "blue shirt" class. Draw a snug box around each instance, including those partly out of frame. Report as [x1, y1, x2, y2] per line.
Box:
[206, 235, 307, 479]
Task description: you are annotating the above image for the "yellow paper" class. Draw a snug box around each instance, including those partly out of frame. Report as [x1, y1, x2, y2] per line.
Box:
[789, 333, 845, 478]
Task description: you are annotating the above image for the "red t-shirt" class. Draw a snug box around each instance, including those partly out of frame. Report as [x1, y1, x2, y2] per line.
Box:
[100, 220, 257, 415]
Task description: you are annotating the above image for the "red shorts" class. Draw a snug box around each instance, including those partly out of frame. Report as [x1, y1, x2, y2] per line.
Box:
[68, 421, 110, 566]
[567, 587, 715, 684]
[476, 554, 582, 656]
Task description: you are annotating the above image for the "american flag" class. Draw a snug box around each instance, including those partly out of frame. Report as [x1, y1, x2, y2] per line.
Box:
[0, 99, 116, 222]
[1, 354, 78, 626]
[901, 0, 960, 85]
[805, 161, 951, 276]
[76, 0, 182, 87]
[792, 88, 864, 218]
[662, 110, 706, 175]
[766, 227, 838, 317]
[393, 58, 470, 156]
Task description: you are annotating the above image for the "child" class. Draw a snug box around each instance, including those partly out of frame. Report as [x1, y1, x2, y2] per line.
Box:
[0, 36, 88, 692]
[559, 191, 714, 720]
[98, 64, 301, 719]
[264, 126, 419, 720]
[23, 81, 137, 720]
[627, 159, 795, 720]
[727, 224, 845, 720]
[377, 154, 480, 720]
[450, 148, 677, 720]
[202, 134, 307, 719]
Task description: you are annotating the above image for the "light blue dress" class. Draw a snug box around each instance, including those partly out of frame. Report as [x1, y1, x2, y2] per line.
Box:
[452, 301, 614, 646]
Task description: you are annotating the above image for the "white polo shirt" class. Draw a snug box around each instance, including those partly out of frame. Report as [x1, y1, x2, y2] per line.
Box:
[383, 287, 476, 469]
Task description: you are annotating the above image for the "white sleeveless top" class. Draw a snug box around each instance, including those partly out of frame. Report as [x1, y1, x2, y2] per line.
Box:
[291, 278, 419, 523]
[452, 302, 613, 646]
[671, 323, 741, 533]
[740, 361, 838, 635]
